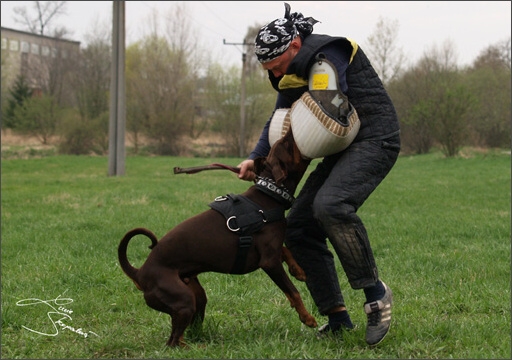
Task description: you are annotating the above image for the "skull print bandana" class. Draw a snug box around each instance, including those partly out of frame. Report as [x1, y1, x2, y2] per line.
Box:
[255, 2, 319, 63]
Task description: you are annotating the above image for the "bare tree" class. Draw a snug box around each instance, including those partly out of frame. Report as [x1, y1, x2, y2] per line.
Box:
[387, 67, 435, 154]
[423, 40, 459, 72]
[465, 38, 511, 148]
[11, 1, 76, 108]
[13, 1, 67, 37]
[391, 43, 472, 157]
[245, 24, 264, 77]
[125, 3, 201, 155]
[202, 63, 243, 155]
[473, 37, 511, 71]
[365, 17, 406, 86]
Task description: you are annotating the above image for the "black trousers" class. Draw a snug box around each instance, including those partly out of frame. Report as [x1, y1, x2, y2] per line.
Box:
[285, 134, 400, 315]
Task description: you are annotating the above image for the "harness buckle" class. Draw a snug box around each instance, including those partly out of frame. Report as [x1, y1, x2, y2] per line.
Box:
[238, 236, 253, 248]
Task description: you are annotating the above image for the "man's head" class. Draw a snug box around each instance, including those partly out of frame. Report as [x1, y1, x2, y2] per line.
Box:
[254, 2, 319, 73]
[254, 16, 299, 64]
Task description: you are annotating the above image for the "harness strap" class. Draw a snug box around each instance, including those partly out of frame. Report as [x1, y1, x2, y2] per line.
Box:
[231, 236, 253, 274]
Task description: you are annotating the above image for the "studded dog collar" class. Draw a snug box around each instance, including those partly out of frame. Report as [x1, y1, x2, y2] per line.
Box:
[254, 176, 295, 209]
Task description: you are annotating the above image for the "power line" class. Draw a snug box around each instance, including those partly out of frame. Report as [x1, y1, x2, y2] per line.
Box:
[199, 1, 239, 34]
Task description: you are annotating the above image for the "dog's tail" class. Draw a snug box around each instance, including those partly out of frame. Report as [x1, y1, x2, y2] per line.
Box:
[118, 227, 158, 290]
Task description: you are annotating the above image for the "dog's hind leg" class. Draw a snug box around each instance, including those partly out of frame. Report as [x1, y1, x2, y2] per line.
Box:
[184, 276, 207, 331]
[144, 270, 197, 347]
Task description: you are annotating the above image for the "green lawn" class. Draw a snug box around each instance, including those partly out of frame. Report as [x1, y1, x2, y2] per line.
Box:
[1, 150, 510, 359]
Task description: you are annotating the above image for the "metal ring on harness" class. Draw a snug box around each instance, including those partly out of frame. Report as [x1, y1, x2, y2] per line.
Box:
[226, 216, 240, 232]
[259, 209, 267, 223]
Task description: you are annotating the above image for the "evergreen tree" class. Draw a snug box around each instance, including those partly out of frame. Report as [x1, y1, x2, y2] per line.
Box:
[3, 75, 33, 129]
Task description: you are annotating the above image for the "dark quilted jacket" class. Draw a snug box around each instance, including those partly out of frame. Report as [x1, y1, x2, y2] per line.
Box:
[271, 34, 400, 142]
[249, 34, 400, 159]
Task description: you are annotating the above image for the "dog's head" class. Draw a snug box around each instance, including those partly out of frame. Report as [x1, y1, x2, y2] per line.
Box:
[254, 129, 310, 193]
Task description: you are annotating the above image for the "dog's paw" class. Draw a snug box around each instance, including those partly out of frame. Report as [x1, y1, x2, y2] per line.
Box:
[301, 314, 317, 328]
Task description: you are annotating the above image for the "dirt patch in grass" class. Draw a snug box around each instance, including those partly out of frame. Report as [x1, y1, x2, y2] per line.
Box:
[1, 129, 235, 158]
[1, 129, 52, 147]
[1, 129, 58, 159]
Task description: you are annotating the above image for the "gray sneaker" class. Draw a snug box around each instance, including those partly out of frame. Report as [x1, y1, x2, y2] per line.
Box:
[364, 282, 392, 346]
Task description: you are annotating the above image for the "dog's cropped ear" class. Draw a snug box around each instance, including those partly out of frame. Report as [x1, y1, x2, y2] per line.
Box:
[253, 157, 267, 175]
[267, 147, 288, 185]
[254, 155, 286, 184]
[271, 160, 286, 185]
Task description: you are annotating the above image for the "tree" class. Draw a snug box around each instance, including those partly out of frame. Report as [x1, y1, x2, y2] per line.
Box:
[62, 30, 111, 155]
[202, 50, 274, 156]
[3, 75, 33, 130]
[464, 38, 511, 148]
[245, 24, 265, 77]
[11, 1, 78, 108]
[202, 63, 245, 156]
[12, 94, 61, 144]
[424, 81, 475, 157]
[242, 70, 277, 155]
[73, 37, 110, 121]
[31, 37, 79, 108]
[473, 37, 511, 71]
[125, 3, 202, 155]
[365, 17, 406, 86]
[388, 42, 473, 156]
[126, 35, 197, 155]
[13, 1, 68, 37]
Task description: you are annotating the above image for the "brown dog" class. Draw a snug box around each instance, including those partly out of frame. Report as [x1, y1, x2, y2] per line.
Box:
[118, 129, 316, 347]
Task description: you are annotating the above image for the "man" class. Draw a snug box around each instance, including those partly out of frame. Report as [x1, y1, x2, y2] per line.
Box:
[238, 3, 400, 346]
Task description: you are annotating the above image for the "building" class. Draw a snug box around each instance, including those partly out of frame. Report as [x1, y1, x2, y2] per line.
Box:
[1, 27, 80, 102]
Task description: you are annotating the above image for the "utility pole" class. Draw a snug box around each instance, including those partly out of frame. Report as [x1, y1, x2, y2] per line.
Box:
[223, 39, 250, 158]
[108, 1, 126, 176]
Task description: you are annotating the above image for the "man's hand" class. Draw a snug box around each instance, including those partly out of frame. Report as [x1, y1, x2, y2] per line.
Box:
[237, 159, 256, 181]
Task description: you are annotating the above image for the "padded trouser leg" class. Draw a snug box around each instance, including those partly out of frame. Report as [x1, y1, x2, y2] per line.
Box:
[323, 221, 379, 289]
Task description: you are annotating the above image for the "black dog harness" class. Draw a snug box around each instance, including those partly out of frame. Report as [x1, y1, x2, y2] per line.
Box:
[209, 193, 285, 274]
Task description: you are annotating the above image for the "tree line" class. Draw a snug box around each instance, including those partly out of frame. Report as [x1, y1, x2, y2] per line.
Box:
[1, 2, 510, 158]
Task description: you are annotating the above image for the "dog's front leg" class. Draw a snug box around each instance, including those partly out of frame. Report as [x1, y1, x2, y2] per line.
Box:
[281, 246, 306, 282]
[261, 263, 317, 328]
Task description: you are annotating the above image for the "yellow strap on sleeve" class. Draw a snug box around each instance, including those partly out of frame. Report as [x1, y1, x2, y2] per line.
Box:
[346, 38, 358, 64]
[279, 74, 308, 90]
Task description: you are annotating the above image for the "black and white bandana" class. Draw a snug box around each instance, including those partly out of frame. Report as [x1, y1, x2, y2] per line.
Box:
[255, 2, 319, 63]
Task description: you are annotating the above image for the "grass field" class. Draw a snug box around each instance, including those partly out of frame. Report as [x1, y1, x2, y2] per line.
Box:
[1, 149, 510, 359]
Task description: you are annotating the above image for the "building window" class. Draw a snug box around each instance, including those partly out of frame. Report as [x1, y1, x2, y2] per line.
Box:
[1, 38, 7, 50]
[9, 39, 19, 51]
[42, 45, 50, 56]
[21, 41, 30, 53]
[61, 49, 68, 58]
[31, 43, 39, 55]
[52, 47, 58, 58]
